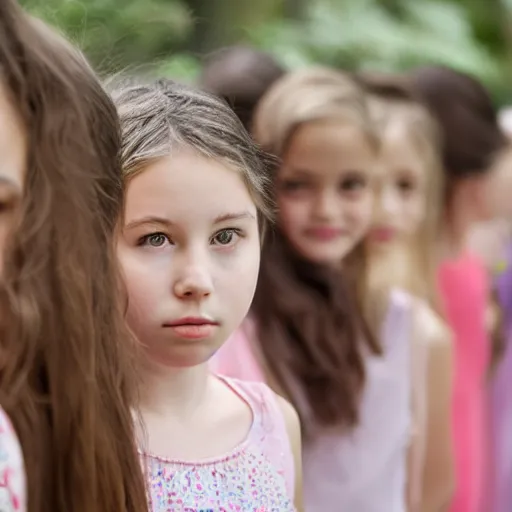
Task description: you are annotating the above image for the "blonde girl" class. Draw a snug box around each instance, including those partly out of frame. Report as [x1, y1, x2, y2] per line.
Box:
[213, 67, 420, 511]
[360, 74, 455, 511]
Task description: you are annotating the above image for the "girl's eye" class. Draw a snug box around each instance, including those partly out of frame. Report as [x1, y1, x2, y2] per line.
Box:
[339, 172, 367, 192]
[279, 180, 310, 192]
[397, 178, 415, 193]
[139, 233, 170, 247]
[212, 229, 239, 246]
[340, 177, 366, 191]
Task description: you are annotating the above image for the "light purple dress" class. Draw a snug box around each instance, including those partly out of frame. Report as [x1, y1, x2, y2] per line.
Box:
[489, 244, 512, 512]
[214, 288, 414, 511]
[301, 289, 412, 512]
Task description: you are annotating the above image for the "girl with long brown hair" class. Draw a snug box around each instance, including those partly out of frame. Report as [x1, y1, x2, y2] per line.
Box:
[0, 2, 148, 511]
[212, 67, 422, 511]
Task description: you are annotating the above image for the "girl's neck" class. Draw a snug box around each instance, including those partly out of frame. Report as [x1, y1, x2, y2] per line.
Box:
[139, 360, 210, 419]
[368, 245, 410, 292]
[441, 192, 477, 260]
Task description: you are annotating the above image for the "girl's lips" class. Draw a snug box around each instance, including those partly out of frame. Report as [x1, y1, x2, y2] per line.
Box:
[167, 324, 218, 340]
[370, 226, 396, 243]
[305, 226, 345, 241]
[164, 317, 219, 340]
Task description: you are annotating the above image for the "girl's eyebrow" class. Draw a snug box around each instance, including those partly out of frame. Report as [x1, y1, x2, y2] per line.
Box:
[280, 168, 312, 178]
[213, 211, 255, 224]
[125, 211, 255, 230]
[125, 216, 172, 230]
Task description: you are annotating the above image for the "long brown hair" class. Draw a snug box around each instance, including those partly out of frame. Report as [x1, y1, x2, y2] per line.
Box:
[0, 3, 148, 511]
[251, 68, 380, 432]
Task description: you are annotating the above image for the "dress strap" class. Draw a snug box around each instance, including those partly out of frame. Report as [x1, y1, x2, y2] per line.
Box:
[218, 376, 296, 499]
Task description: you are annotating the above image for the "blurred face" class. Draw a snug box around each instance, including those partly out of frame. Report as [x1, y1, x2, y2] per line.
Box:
[367, 123, 427, 252]
[277, 120, 376, 265]
[483, 145, 512, 220]
[117, 148, 261, 368]
[0, 82, 25, 276]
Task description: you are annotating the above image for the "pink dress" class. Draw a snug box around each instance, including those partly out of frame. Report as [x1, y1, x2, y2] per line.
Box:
[142, 376, 295, 512]
[438, 252, 490, 512]
[213, 289, 414, 511]
[0, 407, 25, 511]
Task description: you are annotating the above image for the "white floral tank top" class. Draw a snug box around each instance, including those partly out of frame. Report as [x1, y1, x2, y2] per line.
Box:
[141, 376, 296, 512]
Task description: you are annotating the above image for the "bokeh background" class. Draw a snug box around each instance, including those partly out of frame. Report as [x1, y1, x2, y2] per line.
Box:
[21, 0, 512, 104]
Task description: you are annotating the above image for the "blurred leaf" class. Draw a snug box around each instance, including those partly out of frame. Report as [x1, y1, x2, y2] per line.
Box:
[156, 54, 201, 82]
[22, 0, 192, 72]
[250, 0, 504, 94]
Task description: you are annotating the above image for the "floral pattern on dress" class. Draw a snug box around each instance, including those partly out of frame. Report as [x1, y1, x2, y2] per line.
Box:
[0, 409, 25, 511]
[143, 377, 296, 512]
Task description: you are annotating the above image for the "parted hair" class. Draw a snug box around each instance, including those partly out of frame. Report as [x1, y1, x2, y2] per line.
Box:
[110, 78, 276, 233]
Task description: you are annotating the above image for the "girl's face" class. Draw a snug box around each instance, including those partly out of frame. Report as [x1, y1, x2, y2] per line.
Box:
[367, 124, 427, 251]
[277, 120, 376, 265]
[483, 145, 512, 221]
[117, 148, 261, 368]
[0, 83, 25, 276]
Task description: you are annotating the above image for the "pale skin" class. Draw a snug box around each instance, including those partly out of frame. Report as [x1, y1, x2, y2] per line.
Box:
[117, 148, 302, 509]
[409, 302, 455, 512]
[278, 120, 376, 266]
[0, 82, 25, 271]
[367, 120, 454, 511]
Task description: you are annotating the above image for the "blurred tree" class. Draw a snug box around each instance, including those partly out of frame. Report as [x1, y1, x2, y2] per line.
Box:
[21, 0, 512, 101]
[21, 0, 192, 74]
[182, 0, 285, 52]
[250, 0, 509, 101]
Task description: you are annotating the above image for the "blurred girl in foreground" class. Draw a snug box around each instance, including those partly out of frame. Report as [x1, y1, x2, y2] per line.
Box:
[0, 1, 148, 510]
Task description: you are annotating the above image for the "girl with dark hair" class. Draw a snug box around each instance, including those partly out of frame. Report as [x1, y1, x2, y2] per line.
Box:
[199, 45, 286, 131]
[410, 65, 509, 512]
[0, 2, 149, 511]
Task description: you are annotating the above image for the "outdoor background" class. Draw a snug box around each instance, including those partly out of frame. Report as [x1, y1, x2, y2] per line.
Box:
[21, 0, 512, 105]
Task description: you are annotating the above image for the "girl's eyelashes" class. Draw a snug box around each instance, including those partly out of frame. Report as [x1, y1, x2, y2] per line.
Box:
[279, 179, 310, 193]
[210, 228, 243, 247]
[0, 194, 19, 214]
[396, 177, 416, 193]
[279, 171, 369, 195]
[137, 232, 172, 248]
[339, 174, 367, 192]
[135, 228, 244, 248]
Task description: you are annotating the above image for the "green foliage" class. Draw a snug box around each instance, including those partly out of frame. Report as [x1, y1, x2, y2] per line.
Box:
[20, 0, 512, 101]
[21, 0, 192, 72]
[251, 0, 502, 87]
[156, 53, 201, 82]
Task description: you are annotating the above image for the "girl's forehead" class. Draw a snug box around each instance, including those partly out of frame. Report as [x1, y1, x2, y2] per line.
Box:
[123, 152, 257, 224]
